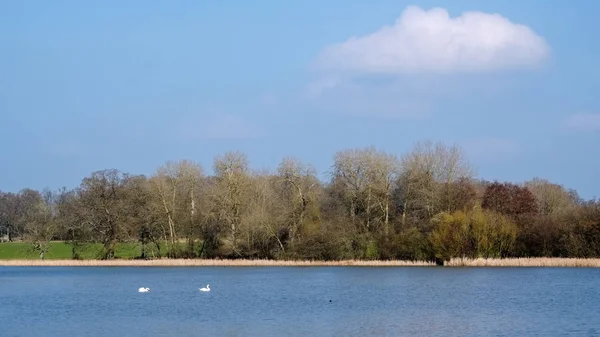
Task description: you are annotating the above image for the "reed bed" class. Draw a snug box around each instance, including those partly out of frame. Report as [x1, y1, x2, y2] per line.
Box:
[0, 258, 436, 267]
[445, 257, 600, 268]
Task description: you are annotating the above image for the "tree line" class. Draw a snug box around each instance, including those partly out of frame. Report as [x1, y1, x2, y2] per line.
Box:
[1, 140, 598, 262]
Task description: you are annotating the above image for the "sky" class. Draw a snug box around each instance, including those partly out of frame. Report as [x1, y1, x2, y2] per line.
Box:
[1, 0, 599, 200]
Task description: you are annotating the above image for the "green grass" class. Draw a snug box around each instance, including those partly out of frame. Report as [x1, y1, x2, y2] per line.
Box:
[0, 241, 148, 260]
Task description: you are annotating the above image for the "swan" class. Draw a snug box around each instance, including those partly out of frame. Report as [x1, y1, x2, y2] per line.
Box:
[199, 284, 210, 292]
[138, 287, 150, 292]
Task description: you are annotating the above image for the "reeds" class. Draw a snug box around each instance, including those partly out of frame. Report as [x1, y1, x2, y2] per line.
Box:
[445, 257, 600, 267]
[0, 258, 436, 267]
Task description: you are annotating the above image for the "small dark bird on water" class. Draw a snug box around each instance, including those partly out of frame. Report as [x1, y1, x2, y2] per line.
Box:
[329, 300, 332, 302]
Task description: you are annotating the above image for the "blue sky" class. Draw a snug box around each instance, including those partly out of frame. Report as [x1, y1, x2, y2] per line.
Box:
[1, 0, 599, 199]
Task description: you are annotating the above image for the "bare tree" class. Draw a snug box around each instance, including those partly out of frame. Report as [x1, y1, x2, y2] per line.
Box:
[525, 178, 577, 215]
[244, 170, 284, 256]
[212, 151, 251, 255]
[24, 189, 57, 259]
[0, 191, 19, 241]
[0, 189, 44, 241]
[397, 140, 474, 225]
[277, 157, 319, 244]
[331, 147, 400, 234]
[331, 148, 365, 230]
[77, 169, 129, 259]
[119, 175, 162, 259]
[365, 150, 400, 235]
[330, 148, 375, 232]
[149, 160, 204, 256]
[54, 188, 91, 259]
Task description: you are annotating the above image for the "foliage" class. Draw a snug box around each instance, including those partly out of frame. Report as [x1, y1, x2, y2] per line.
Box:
[0, 141, 598, 261]
[430, 207, 517, 260]
[481, 181, 538, 217]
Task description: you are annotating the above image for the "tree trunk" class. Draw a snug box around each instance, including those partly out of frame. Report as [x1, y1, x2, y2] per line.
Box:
[231, 222, 237, 250]
[350, 200, 356, 226]
[103, 238, 115, 259]
[384, 199, 390, 236]
[402, 201, 407, 226]
[168, 215, 176, 249]
[366, 188, 372, 231]
[189, 189, 196, 256]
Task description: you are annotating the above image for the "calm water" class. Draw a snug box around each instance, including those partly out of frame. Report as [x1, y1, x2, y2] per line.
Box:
[1, 266, 599, 336]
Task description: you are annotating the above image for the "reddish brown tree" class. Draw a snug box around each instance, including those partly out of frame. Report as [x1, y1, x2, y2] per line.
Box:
[481, 181, 538, 217]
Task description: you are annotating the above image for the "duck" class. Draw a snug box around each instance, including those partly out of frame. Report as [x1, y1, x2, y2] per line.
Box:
[138, 287, 150, 292]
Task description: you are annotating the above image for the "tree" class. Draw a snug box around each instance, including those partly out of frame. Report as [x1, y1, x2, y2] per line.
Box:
[331, 148, 368, 231]
[446, 177, 478, 212]
[149, 160, 204, 257]
[212, 151, 251, 256]
[3, 140, 600, 262]
[23, 189, 57, 259]
[276, 157, 320, 245]
[0, 191, 18, 241]
[0, 189, 44, 241]
[558, 199, 600, 257]
[524, 178, 577, 215]
[54, 188, 90, 259]
[481, 181, 538, 217]
[120, 175, 161, 259]
[366, 150, 400, 235]
[396, 140, 474, 226]
[430, 207, 517, 261]
[331, 147, 399, 234]
[244, 171, 282, 257]
[77, 169, 130, 259]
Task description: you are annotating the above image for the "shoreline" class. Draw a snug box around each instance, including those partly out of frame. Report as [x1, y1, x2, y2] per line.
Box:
[1, 257, 600, 267]
[444, 257, 600, 268]
[0, 258, 436, 267]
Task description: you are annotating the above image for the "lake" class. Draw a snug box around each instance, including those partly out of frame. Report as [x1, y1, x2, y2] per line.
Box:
[1, 266, 599, 336]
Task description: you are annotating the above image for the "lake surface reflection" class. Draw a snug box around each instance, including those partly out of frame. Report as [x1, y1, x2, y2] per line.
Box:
[1, 266, 599, 336]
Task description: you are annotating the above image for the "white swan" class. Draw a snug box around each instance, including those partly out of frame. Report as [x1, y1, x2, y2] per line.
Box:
[138, 287, 150, 292]
[199, 284, 210, 292]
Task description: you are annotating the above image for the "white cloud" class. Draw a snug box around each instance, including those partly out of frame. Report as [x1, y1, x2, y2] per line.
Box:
[314, 6, 549, 74]
[564, 113, 600, 132]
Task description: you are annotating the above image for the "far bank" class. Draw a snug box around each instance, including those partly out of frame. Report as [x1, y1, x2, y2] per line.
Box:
[0, 258, 434, 267]
[1, 257, 600, 267]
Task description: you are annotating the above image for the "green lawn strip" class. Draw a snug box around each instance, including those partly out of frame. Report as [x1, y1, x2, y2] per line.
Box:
[0, 241, 192, 260]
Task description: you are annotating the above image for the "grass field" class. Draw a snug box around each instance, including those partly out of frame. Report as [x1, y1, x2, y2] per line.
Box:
[0, 241, 436, 266]
[0, 258, 436, 267]
[0, 241, 152, 260]
[3, 242, 600, 267]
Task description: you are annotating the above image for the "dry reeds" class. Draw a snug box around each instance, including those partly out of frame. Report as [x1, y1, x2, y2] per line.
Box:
[445, 257, 600, 268]
[0, 258, 436, 267]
